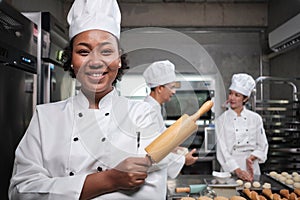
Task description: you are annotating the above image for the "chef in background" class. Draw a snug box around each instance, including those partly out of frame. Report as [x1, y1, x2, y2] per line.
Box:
[143, 60, 198, 176]
[215, 73, 268, 181]
[9, 0, 172, 199]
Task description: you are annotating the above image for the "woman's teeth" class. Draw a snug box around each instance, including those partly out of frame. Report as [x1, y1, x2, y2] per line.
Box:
[91, 73, 101, 77]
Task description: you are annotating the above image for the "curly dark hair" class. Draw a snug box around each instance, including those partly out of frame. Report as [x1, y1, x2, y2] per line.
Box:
[62, 38, 129, 86]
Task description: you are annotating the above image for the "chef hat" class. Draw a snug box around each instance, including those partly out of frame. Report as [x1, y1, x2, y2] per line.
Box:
[229, 73, 256, 97]
[67, 0, 121, 40]
[143, 60, 176, 88]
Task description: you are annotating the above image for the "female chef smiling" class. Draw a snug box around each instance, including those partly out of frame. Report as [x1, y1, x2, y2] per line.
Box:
[9, 0, 169, 199]
[215, 73, 268, 181]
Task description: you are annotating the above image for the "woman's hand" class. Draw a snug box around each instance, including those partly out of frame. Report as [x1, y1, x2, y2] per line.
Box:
[184, 148, 198, 166]
[234, 168, 253, 181]
[246, 155, 256, 179]
[111, 157, 151, 190]
[80, 157, 151, 199]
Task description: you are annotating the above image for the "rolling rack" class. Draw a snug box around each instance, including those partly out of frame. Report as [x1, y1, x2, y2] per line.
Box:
[252, 76, 300, 172]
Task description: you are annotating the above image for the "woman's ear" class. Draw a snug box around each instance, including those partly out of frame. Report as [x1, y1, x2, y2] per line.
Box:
[243, 97, 249, 102]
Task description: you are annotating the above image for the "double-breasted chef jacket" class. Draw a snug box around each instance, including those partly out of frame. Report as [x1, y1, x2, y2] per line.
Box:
[216, 107, 268, 175]
[9, 88, 172, 199]
[144, 95, 185, 179]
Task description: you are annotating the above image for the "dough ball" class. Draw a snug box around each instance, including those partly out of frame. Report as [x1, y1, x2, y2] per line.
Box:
[279, 176, 287, 182]
[253, 181, 261, 188]
[294, 182, 300, 189]
[244, 182, 251, 189]
[236, 179, 243, 186]
[285, 179, 294, 185]
[275, 174, 282, 179]
[269, 171, 277, 177]
[292, 172, 299, 177]
[293, 175, 300, 182]
[286, 174, 292, 179]
[281, 172, 289, 177]
[262, 182, 271, 189]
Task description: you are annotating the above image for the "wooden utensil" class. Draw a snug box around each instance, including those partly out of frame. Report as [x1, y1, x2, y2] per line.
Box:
[176, 184, 207, 194]
[145, 100, 214, 163]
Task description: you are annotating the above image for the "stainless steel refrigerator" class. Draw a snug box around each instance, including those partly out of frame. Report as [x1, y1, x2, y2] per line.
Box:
[0, 1, 37, 199]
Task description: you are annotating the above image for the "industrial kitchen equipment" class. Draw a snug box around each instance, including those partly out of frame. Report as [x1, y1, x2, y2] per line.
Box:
[22, 11, 75, 104]
[253, 76, 300, 172]
[0, 1, 37, 199]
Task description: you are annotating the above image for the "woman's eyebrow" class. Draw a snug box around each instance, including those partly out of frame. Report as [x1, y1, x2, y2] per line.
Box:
[75, 41, 113, 49]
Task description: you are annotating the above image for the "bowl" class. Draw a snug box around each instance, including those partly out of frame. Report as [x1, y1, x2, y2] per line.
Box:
[212, 171, 231, 184]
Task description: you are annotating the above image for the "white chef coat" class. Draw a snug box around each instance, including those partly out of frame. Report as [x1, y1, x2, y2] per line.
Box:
[144, 95, 185, 179]
[215, 107, 268, 175]
[9, 88, 170, 200]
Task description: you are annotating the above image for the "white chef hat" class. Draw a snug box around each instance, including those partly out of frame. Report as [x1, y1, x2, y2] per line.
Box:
[229, 73, 256, 97]
[143, 60, 176, 88]
[67, 0, 121, 40]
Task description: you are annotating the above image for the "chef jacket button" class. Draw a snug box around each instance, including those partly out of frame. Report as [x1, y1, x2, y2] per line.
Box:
[101, 137, 106, 142]
[238, 142, 240, 144]
[69, 171, 74, 176]
[234, 118, 236, 120]
[236, 129, 238, 131]
[78, 112, 83, 117]
[105, 113, 109, 116]
[234, 148, 236, 151]
[73, 137, 79, 142]
[247, 141, 249, 144]
[97, 166, 103, 172]
[246, 129, 248, 131]
[244, 117, 246, 120]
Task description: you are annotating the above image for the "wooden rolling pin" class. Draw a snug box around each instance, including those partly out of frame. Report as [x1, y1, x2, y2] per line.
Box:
[145, 100, 214, 163]
[175, 184, 207, 194]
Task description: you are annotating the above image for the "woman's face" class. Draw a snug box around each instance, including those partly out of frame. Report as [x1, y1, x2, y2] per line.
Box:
[72, 30, 120, 96]
[228, 90, 247, 110]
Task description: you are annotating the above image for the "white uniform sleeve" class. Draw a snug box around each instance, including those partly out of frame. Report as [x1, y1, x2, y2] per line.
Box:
[250, 115, 268, 163]
[166, 152, 185, 179]
[9, 110, 86, 200]
[215, 115, 239, 172]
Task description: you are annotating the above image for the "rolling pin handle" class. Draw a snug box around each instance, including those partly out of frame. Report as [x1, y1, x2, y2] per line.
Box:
[175, 187, 190, 193]
[190, 100, 214, 122]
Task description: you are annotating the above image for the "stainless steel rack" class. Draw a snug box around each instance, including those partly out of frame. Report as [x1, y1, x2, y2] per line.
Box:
[253, 76, 300, 172]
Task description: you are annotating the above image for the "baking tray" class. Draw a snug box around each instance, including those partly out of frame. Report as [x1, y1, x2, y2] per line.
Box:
[237, 174, 294, 200]
[204, 177, 239, 187]
[264, 173, 295, 190]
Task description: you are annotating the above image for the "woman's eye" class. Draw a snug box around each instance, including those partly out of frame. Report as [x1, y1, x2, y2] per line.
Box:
[77, 50, 89, 56]
[101, 49, 114, 55]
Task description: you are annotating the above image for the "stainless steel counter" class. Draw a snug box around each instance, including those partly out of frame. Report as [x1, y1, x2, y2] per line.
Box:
[166, 174, 292, 200]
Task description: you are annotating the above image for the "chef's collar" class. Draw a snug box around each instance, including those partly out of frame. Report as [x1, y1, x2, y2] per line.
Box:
[147, 95, 161, 108]
[228, 106, 247, 117]
[75, 88, 117, 109]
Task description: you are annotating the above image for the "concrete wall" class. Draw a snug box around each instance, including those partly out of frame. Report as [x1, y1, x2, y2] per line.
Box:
[267, 0, 300, 102]
[7, 0, 269, 104]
